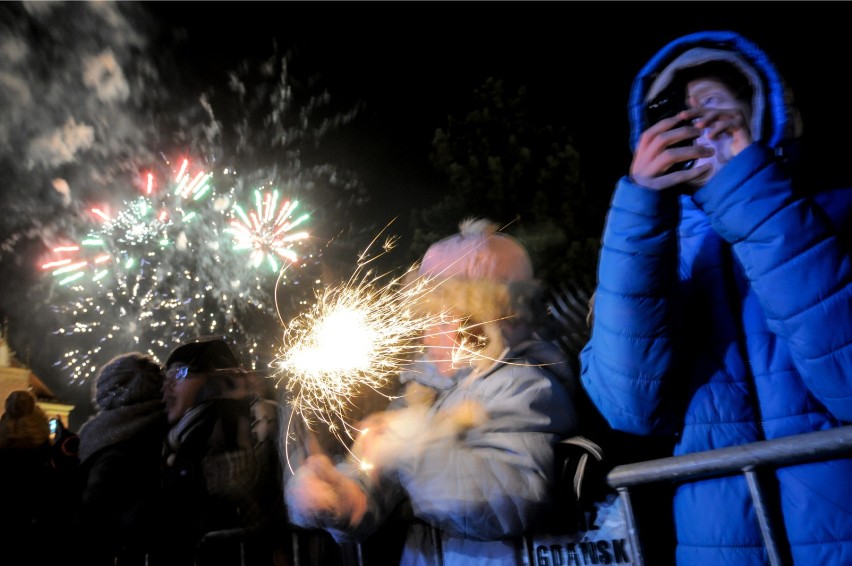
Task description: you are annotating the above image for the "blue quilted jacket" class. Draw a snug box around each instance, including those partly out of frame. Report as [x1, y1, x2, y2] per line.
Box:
[580, 31, 852, 565]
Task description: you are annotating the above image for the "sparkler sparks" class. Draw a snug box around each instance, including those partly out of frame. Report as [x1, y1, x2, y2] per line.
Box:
[273, 226, 488, 468]
[275, 262, 435, 443]
[273, 220, 540, 473]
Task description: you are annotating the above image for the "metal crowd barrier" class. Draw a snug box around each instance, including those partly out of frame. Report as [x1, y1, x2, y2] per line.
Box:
[287, 426, 852, 566]
[606, 425, 852, 566]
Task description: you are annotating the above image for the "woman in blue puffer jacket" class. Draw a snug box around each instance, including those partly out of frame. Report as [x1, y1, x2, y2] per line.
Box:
[580, 30, 852, 565]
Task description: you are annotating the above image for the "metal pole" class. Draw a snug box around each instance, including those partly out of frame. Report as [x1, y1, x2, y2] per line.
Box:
[617, 488, 645, 566]
[744, 468, 790, 566]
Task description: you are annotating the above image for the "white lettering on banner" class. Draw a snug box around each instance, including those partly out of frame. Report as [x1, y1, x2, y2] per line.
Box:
[534, 539, 631, 565]
[529, 494, 631, 565]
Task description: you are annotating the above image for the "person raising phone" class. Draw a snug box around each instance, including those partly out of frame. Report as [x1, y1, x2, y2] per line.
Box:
[581, 30, 852, 566]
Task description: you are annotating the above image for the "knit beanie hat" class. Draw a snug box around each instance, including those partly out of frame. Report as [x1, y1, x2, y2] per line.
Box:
[165, 336, 240, 371]
[418, 218, 533, 283]
[0, 390, 50, 449]
[93, 352, 164, 411]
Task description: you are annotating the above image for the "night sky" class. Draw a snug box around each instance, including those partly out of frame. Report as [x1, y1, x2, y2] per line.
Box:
[1, 2, 850, 427]
[149, 2, 852, 213]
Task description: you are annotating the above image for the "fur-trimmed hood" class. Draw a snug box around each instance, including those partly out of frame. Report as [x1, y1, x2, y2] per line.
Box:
[628, 30, 802, 158]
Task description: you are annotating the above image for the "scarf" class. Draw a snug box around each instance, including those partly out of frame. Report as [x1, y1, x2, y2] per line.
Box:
[78, 399, 166, 463]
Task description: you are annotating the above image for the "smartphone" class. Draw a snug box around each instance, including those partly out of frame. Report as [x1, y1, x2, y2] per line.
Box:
[645, 86, 695, 172]
[49, 417, 59, 435]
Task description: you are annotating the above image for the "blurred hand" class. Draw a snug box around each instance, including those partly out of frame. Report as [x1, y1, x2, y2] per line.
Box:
[351, 407, 428, 481]
[351, 401, 487, 482]
[285, 454, 367, 530]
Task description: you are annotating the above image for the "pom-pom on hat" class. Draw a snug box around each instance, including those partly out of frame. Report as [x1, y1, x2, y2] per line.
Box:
[93, 352, 164, 411]
[418, 218, 533, 283]
[165, 336, 241, 372]
[0, 390, 50, 449]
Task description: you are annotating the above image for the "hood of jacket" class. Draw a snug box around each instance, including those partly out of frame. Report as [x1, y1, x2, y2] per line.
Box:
[628, 30, 801, 159]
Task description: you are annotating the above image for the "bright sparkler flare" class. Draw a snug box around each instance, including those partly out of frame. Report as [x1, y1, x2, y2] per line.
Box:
[225, 188, 309, 273]
[275, 264, 435, 437]
[274, 222, 529, 469]
[274, 259, 504, 472]
[272, 221, 470, 470]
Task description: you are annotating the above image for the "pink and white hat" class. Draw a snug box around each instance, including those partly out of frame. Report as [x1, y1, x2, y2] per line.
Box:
[418, 218, 533, 283]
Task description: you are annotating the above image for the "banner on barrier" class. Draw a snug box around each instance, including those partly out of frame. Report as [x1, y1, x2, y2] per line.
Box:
[528, 494, 632, 566]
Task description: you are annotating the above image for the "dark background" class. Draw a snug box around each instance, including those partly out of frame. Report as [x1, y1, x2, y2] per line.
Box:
[150, 2, 852, 222]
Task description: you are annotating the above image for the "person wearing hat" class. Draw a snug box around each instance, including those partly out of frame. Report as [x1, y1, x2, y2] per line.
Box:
[159, 336, 287, 566]
[74, 351, 168, 566]
[580, 31, 852, 565]
[285, 218, 580, 565]
[0, 389, 50, 449]
[161, 336, 244, 426]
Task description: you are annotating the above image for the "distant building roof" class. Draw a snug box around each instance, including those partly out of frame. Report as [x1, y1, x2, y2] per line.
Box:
[1, 330, 59, 401]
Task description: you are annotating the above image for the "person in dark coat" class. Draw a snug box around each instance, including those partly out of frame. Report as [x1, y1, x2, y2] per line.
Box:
[159, 336, 287, 566]
[0, 389, 63, 566]
[74, 351, 169, 566]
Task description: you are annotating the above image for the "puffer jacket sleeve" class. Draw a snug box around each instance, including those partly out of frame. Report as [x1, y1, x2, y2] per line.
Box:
[580, 177, 683, 435]
[391, 364, 575, 540]
[693, 144, 852, 420]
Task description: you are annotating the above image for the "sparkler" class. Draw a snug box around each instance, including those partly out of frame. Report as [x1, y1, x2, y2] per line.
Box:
[273, 225, 487, 470]
[274, 219, 540, 475]
[276, 265, 429, 440]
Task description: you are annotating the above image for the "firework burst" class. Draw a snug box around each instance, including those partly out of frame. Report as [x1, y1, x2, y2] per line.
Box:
[44, 156, 289, 381]
[41, 197, 170, 286]
[225, 187, 310, 273]
[169, 158, 216, 223]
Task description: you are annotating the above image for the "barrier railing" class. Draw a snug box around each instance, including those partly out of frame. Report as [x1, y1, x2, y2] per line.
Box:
[606, 425, 852, 566]
[287, 426, 852, 565]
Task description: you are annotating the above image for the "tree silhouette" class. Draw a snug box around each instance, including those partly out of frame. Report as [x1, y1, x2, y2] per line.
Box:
[408, 77, 600, 291]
